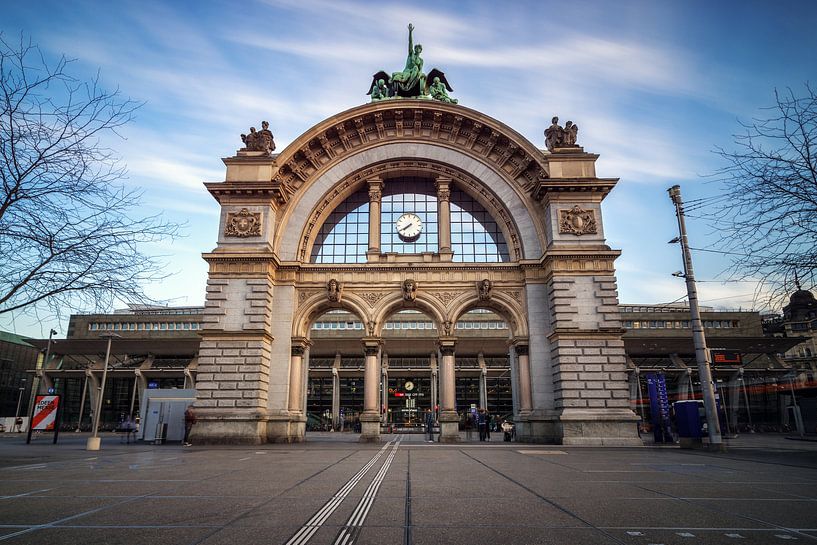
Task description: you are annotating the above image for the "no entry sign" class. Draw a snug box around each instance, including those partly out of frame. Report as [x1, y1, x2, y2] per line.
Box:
[32, 395, 60, 430]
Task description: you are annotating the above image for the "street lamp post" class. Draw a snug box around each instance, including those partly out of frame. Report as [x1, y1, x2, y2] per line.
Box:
[86, 333, 120, 451]
[668, 184, 723, 449]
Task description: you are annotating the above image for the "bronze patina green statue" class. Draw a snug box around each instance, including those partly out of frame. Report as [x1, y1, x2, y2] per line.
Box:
[391, 24, 426, 96]
[429, 76, 457, 104]
[367, 24, 458, 103]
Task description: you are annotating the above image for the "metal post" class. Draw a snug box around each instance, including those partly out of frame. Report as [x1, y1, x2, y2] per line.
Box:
[14, 379, 26, 428]
[26, 329, 56, 444]
[668, 185, 723, 448]
[86, 333, 119, 451]
[77, 374, 88, 431]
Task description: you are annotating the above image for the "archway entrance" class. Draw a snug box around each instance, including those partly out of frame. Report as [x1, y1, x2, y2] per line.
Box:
[192, 99, 641, 446]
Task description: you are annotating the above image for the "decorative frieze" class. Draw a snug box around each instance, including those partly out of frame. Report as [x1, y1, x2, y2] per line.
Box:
[432, 291, 460, 306]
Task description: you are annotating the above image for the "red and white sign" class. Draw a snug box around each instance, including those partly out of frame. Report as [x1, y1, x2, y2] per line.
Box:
[31, 395, 60, 431]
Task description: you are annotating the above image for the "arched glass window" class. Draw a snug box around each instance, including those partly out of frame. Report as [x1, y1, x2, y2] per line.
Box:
[450, 188, 510, 262]
[310, 190, 369, 263]
[381, 178, 438, 254]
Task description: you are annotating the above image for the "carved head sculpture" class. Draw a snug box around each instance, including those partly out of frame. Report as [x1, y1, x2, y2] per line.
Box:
[402, 279, 417, 302]
[326, 279, 342, 302]
[478, 279, 492, 300]
[551, 116, 559, 125]
[261, 120, 269, 131]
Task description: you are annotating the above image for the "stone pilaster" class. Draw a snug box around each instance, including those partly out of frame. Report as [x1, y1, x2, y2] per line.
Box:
[438, 338, 459, 443]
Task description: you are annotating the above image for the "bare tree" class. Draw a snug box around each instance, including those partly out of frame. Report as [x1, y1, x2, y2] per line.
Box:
[704, 85, 817, 304]
[0, 35, 179, 317]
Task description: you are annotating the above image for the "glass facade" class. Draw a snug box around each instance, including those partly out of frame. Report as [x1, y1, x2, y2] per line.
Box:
[450, 188, 510, 262]
[381, 178, 439, 254]
[310, 179, 511, 264]
[310, 190, 369, 264]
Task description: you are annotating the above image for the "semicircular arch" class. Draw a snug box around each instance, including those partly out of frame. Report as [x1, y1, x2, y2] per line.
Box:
[370, 292, 447, 338]
[276, 143, 544, 261]
[296, 158, 528, 263]
[448, 291, 528, 339]
[292, 291, 371, 339]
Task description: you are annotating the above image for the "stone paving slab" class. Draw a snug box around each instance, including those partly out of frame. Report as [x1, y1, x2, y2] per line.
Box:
[0, 433, 816, 544]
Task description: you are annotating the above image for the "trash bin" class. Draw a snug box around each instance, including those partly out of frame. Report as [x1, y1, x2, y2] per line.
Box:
[674, 400, 703, 449]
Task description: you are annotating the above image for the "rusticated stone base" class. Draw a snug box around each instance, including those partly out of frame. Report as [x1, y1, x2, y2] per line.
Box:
[438, 411, 460, 443]
[359, 412, 381, 443]
[189, 408, 267, 445]
[557, 409, 642, 446]
[266, 415, 306, 443]
[516, 409, 642, 446]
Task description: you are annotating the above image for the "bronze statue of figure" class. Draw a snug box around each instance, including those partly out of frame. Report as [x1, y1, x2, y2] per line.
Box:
[369, 78, 390, 101]
[429, 76, 457, 104]
[391, 23, 426, 97]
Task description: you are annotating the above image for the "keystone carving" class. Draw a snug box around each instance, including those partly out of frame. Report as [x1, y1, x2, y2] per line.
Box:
[477, 279, 492, 301]
[402, 279, 418, 302]
[558, 205, 597, 236]
[326, 279, 342, 302]
[225, 208, 262, 238]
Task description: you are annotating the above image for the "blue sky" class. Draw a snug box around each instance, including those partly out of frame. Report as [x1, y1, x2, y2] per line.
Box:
[2, 0, 816, 338]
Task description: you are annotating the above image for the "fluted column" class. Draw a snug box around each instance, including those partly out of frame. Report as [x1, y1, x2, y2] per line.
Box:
[360, 338, 382, 442]
[435, 176, 452, 259]
[438, 338, 459, 442]
[367, 178, 384, 260]
[515, 343, 532, 414]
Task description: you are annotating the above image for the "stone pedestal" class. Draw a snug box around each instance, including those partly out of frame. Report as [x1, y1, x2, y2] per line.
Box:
[557, 409, 641, 446]
[438, 410, 460, 443]
[359, 412, 382, 443]
[189, 408, 268, 445]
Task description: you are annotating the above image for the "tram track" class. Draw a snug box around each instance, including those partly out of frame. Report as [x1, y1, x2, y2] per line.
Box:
[285, 437, 400, 545]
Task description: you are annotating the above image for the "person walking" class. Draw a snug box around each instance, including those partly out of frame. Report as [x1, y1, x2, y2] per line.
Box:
[183, 406, 196, 447]
[465, 411, 474, 441]
[424, 408, 435, 442]
[477, 409, 488, 441]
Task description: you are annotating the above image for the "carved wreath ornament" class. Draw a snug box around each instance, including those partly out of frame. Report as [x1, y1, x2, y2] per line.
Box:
[558, 205, 597, 236]
[225, 208, 262, 238]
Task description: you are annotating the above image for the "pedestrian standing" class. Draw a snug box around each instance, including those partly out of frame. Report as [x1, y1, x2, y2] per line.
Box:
[183, 406, 196, 446]
[424, 408, 435, 442]
[465, 411, 474, 441]
[477, 409, 488, 441]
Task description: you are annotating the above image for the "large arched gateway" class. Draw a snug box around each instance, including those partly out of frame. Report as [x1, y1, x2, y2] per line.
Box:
[190, 95, 640, 445]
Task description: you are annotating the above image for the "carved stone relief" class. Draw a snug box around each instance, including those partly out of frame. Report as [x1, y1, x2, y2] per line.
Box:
[558, 205, 597, 236]
[432, 291, 459, 306]
[402, 279, 418, 302]
[326, 279, 342, 302]
[360, 291, 387, 307]
[225, 208, 262, 238]
[477, 279, 492, 301]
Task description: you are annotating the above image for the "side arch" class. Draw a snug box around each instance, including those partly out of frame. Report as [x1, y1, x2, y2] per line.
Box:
[448, 291, 529, 339]
[292, 292, 371, 339]
[370, 292, 447, 337]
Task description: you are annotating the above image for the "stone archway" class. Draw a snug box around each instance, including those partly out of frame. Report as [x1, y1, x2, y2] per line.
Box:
[192, 99, 641, 446]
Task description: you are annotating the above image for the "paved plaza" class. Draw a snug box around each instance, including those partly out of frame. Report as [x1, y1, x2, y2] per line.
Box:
[1, 433, 817, 544]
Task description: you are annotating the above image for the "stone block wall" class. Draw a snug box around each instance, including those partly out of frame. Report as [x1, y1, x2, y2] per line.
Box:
[550, 337, 629, 410]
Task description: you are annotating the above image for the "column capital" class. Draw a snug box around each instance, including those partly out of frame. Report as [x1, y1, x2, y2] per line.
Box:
[291, 336, 312, 356]
[367, 178, 384, 202]
[437, 337, 456, 355]
[361, 337, 382, 355]
[435, 177, 452, 202]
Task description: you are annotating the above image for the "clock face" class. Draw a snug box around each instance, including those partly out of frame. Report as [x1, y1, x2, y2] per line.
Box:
[396, 213, 422, 241]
